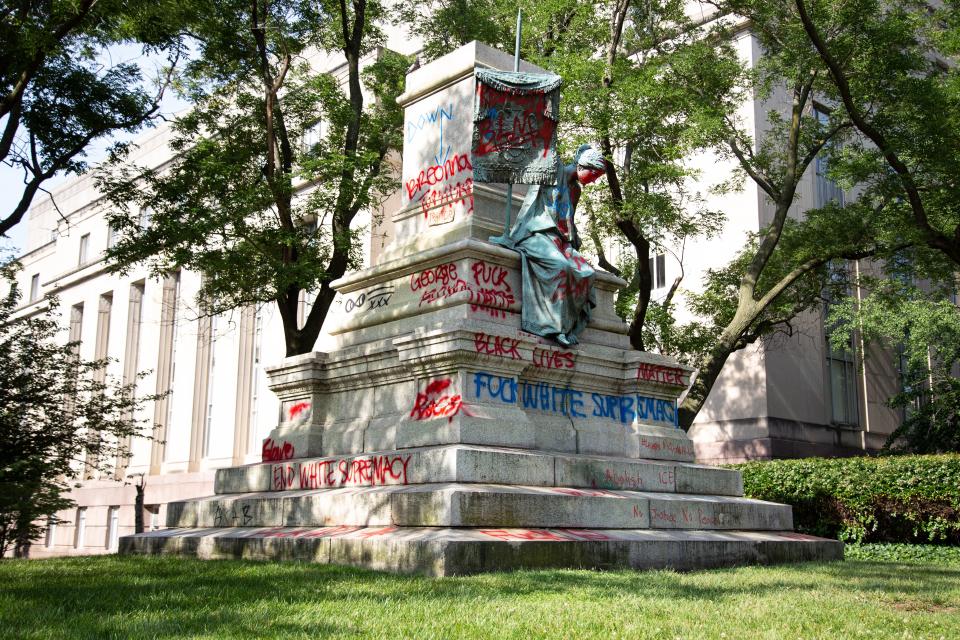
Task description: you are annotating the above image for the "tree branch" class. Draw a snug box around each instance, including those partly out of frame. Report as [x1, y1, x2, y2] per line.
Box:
[794, 0, 956, 261]
[603, 0, 631, 87]
[662, 237, 686, 308]
[738, 70, 816, 299]
[798, 121, 852, 176]
[0, 0, 98, 120]
[587, 208, 622, 277]
[0, 100, 21, 162]
[1, 56, 175, 236]
[727, 135, 777, 198]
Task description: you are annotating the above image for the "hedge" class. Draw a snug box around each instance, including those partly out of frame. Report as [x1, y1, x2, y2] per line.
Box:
[731, 454, 960, 544]
[844, 542, 960, 564]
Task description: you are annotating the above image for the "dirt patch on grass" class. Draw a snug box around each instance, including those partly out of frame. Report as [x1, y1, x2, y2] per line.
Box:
[888, 599, 958, 614]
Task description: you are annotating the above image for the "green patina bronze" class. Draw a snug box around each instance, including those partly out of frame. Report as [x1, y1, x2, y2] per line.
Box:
[492, 145, 606, 347]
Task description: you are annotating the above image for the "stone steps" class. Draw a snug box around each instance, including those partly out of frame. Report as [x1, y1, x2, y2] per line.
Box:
[167, 482, 790, 531]
[216, 445, 742, 496]
[120, 525, 843, 576]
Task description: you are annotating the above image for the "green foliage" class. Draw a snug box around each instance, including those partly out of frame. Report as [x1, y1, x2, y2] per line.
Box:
[734, 454, 960, 544]
[795, 0, 960, 256]
[547, 2, 732, 264]
[826, 253, 960, 453]
[98, 0, 407, 356]
[845, 543, 960, 565]
[717, 0, 960, 447]
[642, 296, 719, 370]
[677, 203, 882, 352]
[394, 0, 513, 62]
[662, 0, 939, 423]
[0, 264, 158, 558]
[888, 378, 960, 455]
[0, 0, 185, 235]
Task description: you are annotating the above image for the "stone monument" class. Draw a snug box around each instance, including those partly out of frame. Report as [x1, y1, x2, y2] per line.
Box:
[120, 42, 843, 575]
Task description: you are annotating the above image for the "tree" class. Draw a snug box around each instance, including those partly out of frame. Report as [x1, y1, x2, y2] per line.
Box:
[794, 0, 960, 265]
[395, 0, 511, 62]
[400, 1, 901, 426]
[754, 0, 960, 451]
[827, 270, 960, 453]
[0, 0, 184, 237]
[0, 264, 157, 558]
[98, 0, 408, 356]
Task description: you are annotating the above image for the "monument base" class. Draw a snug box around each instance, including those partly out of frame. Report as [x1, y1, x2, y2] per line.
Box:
[120, 444, 843, 575]
[121, 526, 841, 576]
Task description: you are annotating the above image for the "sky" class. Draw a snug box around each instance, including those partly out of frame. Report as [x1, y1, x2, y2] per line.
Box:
[0, 44, 189, 258]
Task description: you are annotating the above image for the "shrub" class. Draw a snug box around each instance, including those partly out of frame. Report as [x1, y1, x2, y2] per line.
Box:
[732, 454, 960, 544]
[845, 542, 960, 564]
[0, 264, 159, 557]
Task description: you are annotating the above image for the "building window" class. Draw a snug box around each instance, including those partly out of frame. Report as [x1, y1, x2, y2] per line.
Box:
[249, 307, 264, 451]
[824, 262, 859, 426]
[78, 233, 90, 266]
[161, 272, 180, 463]
[203, 314, 218, 456]
[107, 224, 118, 248]
[74, 507, 87, 549]
[827, 336, 859, 426]
[896, 330, 930, 419]
[123, 282, 145, 394]
[95, 294, 113, 365]
[167, 274, 181, 407]
[648, 253, 666, 290]
[69, 303, 84, 348]
[814, 107, 845, 207]
[106, 506, 120, 551]
[139, 207, 153, 229]
[301, 120, 327, 155]
[65, 304, 84, 419]
[29, 273, 40, 302]
[45, 517, 58, 548]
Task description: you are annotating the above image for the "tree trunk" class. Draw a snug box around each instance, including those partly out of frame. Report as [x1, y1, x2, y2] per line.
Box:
[679, 346, 735, 428]
[626, 234, 652, 350]
[679, 306, 759, 427]
[13, 534, 31, 559]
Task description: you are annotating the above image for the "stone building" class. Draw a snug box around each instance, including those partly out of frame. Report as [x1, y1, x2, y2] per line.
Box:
[10, 44, 408, 557]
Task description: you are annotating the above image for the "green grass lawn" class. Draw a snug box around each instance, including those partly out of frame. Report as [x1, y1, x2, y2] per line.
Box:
[1, 548, 958, 639]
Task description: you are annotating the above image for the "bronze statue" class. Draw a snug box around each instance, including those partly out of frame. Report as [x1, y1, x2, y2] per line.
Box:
[493, 144, 606, 346]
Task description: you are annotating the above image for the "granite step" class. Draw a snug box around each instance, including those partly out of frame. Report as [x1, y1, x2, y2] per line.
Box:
[216, 445, 743, 497]
[168, 483, 789, 531]
[120, 525, 843, 576]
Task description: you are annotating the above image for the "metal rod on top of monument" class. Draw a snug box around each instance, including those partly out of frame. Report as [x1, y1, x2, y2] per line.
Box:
[501, 8, 522, 238]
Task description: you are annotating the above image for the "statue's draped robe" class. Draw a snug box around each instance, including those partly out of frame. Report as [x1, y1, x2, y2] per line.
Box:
[494, 164, 596, 341]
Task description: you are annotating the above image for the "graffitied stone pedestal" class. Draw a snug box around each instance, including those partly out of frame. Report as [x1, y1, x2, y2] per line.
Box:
[120, 42, 842, 575]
